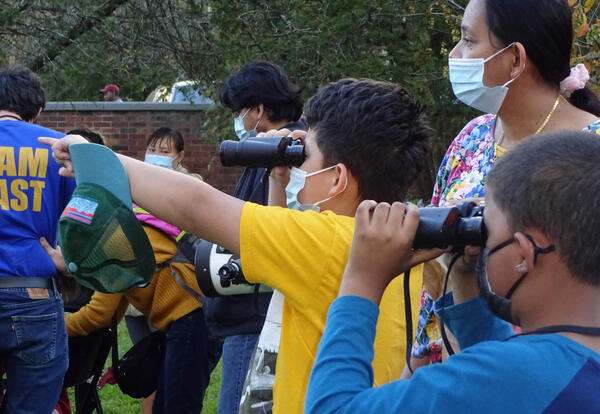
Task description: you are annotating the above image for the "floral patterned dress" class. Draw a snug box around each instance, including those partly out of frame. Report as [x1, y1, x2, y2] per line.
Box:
[412, 114, 600, 361]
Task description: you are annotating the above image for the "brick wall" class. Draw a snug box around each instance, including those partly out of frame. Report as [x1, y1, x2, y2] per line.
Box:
[38, 102, 243, 194]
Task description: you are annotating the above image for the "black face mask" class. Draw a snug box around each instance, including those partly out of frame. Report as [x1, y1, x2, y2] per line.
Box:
[476, 234, 555, 325]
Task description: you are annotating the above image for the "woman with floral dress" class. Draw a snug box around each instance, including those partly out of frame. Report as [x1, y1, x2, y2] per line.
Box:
[407, 0, 600, 374]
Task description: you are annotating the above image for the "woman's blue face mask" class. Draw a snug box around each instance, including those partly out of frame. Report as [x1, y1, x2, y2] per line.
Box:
[448, 43, 519, 114]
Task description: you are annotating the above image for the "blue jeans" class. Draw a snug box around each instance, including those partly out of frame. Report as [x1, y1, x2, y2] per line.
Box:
[153, 307, 221, 414]
[0, 287, 68, 414]
[218, 333, 260, 414]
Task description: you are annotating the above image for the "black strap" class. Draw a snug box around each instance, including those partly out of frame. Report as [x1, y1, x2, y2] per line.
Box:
[403, 269, 413, 374]
[440, 254, 461, 357]
[110, 315, 119, 375]
[0, 276, 53, 289]
[504, 273, 527, 300]
[520, 325, 600, 337]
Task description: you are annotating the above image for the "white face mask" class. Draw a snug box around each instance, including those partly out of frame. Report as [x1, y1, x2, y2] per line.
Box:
[285, 165, 348, 212]
[234, 108, 260, 141]
[448, 43, 519, 114]
[144, 154, 175, 169]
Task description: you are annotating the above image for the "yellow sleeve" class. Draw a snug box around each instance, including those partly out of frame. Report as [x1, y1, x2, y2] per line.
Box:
[65, 291, 128, 337]
[240, 203, 353, 310]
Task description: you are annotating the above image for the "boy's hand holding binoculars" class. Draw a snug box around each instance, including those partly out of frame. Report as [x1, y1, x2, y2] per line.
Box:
[339, 200, 443, 305]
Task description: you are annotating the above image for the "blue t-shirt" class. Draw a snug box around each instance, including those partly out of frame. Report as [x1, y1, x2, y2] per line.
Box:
[0, 120, 75, 278]
[306, 295, 600, 414]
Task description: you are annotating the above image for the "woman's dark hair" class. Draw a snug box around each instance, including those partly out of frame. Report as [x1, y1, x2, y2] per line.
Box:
[68, 128, 106, 146]
[146, 127, 184, 152]
[0, 65, 46, 121]
[485, 0, 600, 116]
[220, 61, 303, 123]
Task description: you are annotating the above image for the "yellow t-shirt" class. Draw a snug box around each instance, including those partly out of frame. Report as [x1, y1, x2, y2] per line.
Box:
[240, 203, 423, 413]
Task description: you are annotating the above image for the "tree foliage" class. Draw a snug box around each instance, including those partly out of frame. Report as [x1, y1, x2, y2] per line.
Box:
[1, 0, 597, 198]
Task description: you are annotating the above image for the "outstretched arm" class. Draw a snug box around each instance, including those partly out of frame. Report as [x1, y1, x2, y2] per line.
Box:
[40, 135, 245, 254]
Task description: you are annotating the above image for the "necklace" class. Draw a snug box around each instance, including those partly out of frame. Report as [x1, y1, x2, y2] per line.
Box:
[534, 94, 561, 135]
[493, 94, 561, 161]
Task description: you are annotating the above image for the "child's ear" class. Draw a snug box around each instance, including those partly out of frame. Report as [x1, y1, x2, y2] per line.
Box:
[327, 163, 349, 196]
[514, 232, 535, 271]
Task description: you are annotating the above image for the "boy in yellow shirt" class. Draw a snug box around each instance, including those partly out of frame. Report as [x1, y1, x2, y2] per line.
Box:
[43, 78, 432, 413]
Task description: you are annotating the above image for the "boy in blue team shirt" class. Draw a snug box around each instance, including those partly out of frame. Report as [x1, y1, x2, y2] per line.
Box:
[306, 130, 600, 413]
[0, 65, 74, 413]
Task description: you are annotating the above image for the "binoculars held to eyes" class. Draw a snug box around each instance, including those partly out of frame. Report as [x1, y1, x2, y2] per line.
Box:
[414, 202, 487, 250]
[220, 136, 305, 168]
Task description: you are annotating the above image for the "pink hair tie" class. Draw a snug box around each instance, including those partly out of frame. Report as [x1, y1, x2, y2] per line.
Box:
[560, 63, 590, 98]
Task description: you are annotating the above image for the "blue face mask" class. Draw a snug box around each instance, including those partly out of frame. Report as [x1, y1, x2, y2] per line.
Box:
[144, 154, 175, 169]
[234, 108, 260, 141]
[448, 43, 519, 114]
[285, 165, 347, 212]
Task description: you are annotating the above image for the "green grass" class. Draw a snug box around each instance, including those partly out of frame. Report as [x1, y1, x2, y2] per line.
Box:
[69, 322, 222, 413]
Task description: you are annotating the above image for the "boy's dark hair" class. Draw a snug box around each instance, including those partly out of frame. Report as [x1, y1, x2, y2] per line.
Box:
[68, 128, 106, 146]
[146, 127, 184, 152]
[486, 130, 600, 285]
[0, 65, 46, 122]
[304, 78, 430, 203]
[485, 0, 600, 116]
[220, 61, 303, 123]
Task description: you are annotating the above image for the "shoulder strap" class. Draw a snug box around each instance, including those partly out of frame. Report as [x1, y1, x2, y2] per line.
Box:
[142, 221, 205, 305]
[164, 233, 205, 304]
[167, 263, 204, 304]
[110, 314, 119, 374]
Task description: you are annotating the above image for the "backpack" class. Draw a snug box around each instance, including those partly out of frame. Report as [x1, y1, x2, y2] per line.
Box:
[111, 325, 166, 399]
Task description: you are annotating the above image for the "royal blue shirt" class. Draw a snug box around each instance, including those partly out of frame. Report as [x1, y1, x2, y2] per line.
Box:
[0, 120, 75, 278]
[306, 294, 600, 413]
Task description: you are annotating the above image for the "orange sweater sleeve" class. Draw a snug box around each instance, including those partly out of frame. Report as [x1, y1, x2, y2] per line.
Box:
[65, 291, 129, 337]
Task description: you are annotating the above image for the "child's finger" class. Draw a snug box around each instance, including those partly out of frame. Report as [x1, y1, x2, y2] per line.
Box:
[388, 202, 407, 230]
[403, 204, 420, 231]
[258, 128, 288, 138]
[399, 204, 420, 245]
[410, 248, 445, 267]
[290, 129, 307, 143]
[371, 202, 391, 228]
[355, 200, 377, 228]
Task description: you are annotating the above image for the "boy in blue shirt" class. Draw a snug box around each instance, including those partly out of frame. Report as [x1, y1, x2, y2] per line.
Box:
[0, 66, 74, 413]
[306, 130, 600, 413]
